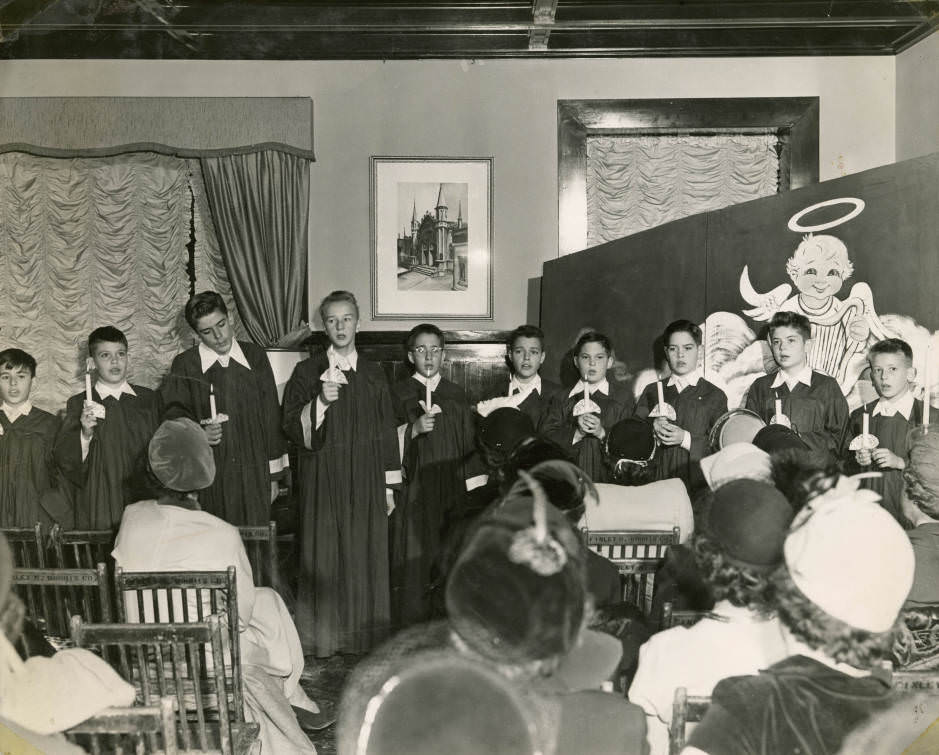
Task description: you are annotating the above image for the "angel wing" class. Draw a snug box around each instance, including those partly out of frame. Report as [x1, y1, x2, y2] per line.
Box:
[844, 281, 890, 342]
[739, 265, 792, 322]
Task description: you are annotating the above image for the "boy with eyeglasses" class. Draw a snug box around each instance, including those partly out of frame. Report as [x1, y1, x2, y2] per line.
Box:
[390, 323, 484, 627]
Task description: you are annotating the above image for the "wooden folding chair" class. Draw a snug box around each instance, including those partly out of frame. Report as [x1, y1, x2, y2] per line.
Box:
[114, 566, 245, 722]
[2, 523, 46, 567]
[668, 686, 711, 755]
[237, 521, 278, 590]
[50, 525, 115, 570]
[585, 527, 679, 616]
[889, 669, 939, 694]
[64, 696, 179, 755]
[70, 615, 258, 755]
[12, 563, 112, 649]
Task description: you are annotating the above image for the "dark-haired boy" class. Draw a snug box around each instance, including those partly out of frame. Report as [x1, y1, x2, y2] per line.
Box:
[635, 320, 727, 491]
[841, 338, 922, 524]
[54, 327, 161, 529]
[391, 324, 484, 626]
[745, 311, 848, 463]
[161, 292, 286, 525]
[476, 325, 564, 430]
[0, 349, 64, 527]
[541, 330, 634, 483]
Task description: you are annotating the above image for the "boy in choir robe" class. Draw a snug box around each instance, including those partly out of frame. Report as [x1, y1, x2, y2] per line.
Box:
[160, 291, 286, 526]
[635, 320, 727, 492]
[282, 291, 400, 657]
[841, 338, 923, 525]
[745, 311, 848, 464]
[0, 349, 66, 528]
[391, 324, 486, 627]
[54, 327, 161, 529]
[541, 330, 634, 483]
[475, 325, 564, 429]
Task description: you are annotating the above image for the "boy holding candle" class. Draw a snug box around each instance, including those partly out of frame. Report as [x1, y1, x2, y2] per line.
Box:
[745, 311, 848, 463]
[841, 338, 923, 524]
[282, 290, 401, 656]
[55, 327, 162, 529]
[635, 320, 728, 492]
[0, 349, 65, 527]
[542, 330, 634, 483]
[390, 323, 485, 627]
[161, 291, 286, 525]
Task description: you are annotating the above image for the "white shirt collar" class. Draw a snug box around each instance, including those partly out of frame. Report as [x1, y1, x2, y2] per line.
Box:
[872, 391, 915, 420]
[198, 340, 250, 373]
[412, 372, 442, 391]
[771, 364, 813, 391]
[94, 380, 137, 401]
[568, 378, 609, 398]
[509, 374, 541, 396]
[1, 401, 32, 422]
[667, 368, 702, 392]
[327, 345, 358, 372]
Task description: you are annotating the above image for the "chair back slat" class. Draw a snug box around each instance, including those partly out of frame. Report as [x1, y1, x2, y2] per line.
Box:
[2, 524, 46, 568]
[237, 522, 278, 589]
[64, 696, 179, 755]
[668, 687, 711, 755]
[50, 526, 115, 569]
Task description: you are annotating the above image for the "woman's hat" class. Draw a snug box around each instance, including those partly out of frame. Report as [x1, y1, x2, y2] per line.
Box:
[606, 417, 655, 463]
[700, 442, 772, 490]
[148, 418, 216, 492]
[752, 424, 811, 454]
[478, 408, 535, 456]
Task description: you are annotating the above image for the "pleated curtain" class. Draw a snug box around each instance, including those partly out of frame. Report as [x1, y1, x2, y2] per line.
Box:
[585, 134, 780, 246]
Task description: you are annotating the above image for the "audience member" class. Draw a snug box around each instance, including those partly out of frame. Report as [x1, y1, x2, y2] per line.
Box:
[900, 426, 939, 607]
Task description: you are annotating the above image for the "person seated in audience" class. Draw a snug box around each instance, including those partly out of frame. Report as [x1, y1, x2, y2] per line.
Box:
[698, 442, 772, 492]
[630, 479, 795, 755]
[684, 476, 910, 755]
[445, 474, 649, 754]
[900, 427, 939, 607]
[635, 320, 728, 492]
[112, 417, 327, 752]
[0, 348, 68, 528]
[0, 532, 134, 753]
[55, 326, 162, 530]
[542, 330, 634, 483]
[476, 325, 565, 430]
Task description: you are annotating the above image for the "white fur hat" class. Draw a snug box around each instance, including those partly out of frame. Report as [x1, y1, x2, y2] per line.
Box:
[784, 480, 915, 633]
[700, 442, 772, 491]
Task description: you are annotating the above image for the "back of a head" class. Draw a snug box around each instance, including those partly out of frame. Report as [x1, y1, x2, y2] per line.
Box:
[478, 408, 536, 470]
[339, 650, 554, 755]
[148, 418, 216, 493]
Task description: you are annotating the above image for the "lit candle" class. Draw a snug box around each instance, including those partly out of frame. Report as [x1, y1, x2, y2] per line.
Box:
[656, 380, 665, 408]
[862, 411, 869, 438]
[774, 398, 783, 418]
[425, 380, 432, 414]
[85, 364, 93, 402]
[584, 383, 590, 407]
[209, 383, 217, 420]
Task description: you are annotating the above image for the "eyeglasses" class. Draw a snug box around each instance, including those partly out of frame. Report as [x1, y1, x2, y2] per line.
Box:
[412, 346, 442, 356]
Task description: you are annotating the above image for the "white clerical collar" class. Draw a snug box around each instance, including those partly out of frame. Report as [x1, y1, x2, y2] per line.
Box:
[569, 378, 609, 398]
[327, 345, 358, 372]
[199, 340, 250, 373]
[1, 401, 32, 422]
[872, 391, 915, 420]
[94, 380, 137, 401]
[667, 368, 702, 392]
[413, 372, 442, 391]
[509, 374, 541, 396]
[771, 364, 813, 391]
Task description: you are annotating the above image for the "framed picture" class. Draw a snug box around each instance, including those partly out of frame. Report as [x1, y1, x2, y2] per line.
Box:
[370, 156, 492, 319]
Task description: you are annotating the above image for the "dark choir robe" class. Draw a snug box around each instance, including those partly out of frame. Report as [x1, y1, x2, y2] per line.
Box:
[745, 370, 848, 463]
[161, 342, 284, 525]
[282, 352, 400, 657]
[841, 397, 923, 525]
[541, 381, 635, 483]
[635, 377, 727, 491]
[0, 407, 62, 527]
[478, 374, 565, 431]
[391, 375, 482, 627]
[54, 386, 161, 529]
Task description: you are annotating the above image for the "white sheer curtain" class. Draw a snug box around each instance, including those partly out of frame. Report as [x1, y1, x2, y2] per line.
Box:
[585, 134, 779, 246]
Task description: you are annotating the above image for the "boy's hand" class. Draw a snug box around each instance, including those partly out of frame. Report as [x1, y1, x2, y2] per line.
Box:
[855, 448, 873, 467]
[871, 448, 905, 470]
[653, 418, 684, 446]
[320, 381, 341, 405]
[270, 481, 280, 503]
[578, 413, 604, 438]
[203, 422, 223, 446]
[413, 413, 436, 436]
[80, 403, 98, 439]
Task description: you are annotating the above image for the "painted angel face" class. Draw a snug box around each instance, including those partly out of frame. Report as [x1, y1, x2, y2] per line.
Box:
[791, 253, 845, 300]
[409, 332, 444, 378]
[91, 341, 128, 387]
[510, 336, 545, 380]
[869, 352, 914, 401]
[665, 331, 699, 377]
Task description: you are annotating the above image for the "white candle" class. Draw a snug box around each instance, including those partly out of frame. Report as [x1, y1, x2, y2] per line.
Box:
[656, 380, 665, 407]
[209, 383, 217, 420]
[425, 381, 432, 413]
[925, 345, 932, 428]
[862, 411, 869, 437]
[774, 398, 783, 418]
[584, 383, 590, 406]
[85, 368, 93, 402]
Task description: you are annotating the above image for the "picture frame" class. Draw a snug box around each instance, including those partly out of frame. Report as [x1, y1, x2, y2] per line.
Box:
[370, 156, 492, 319]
